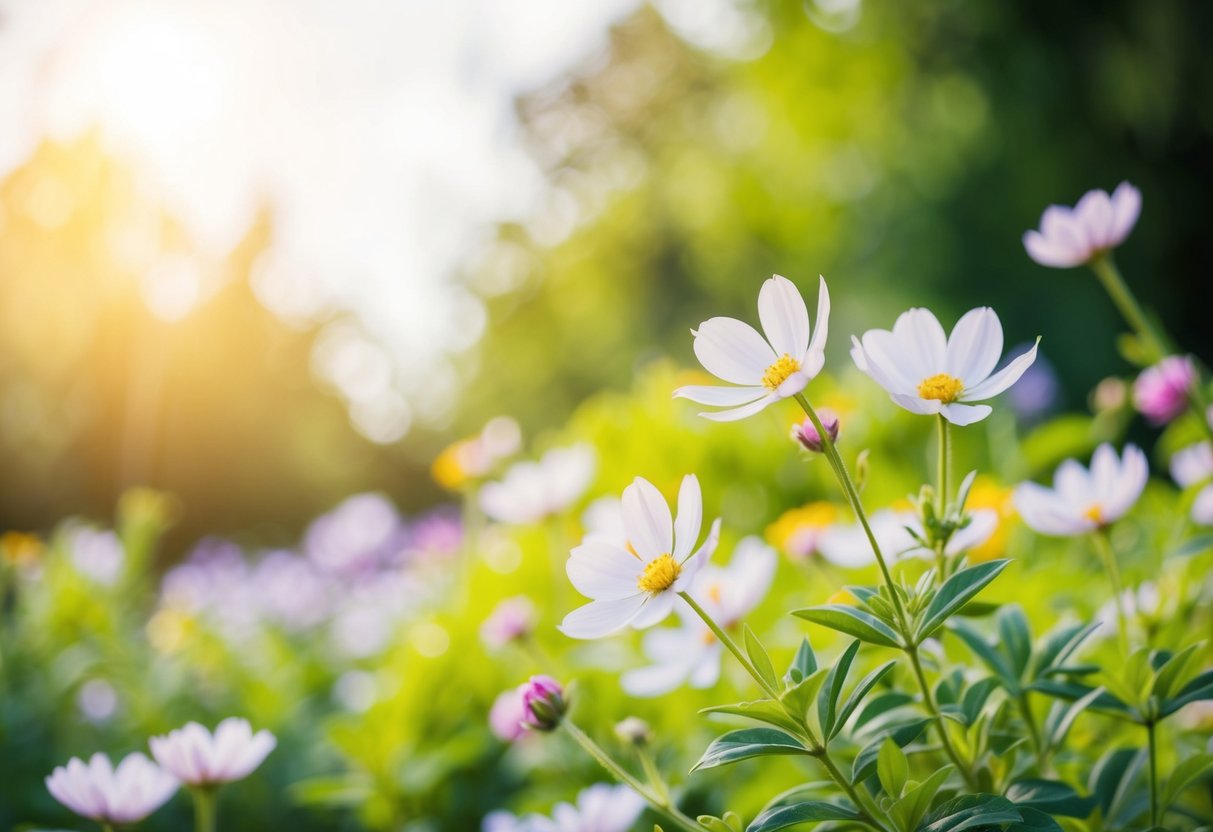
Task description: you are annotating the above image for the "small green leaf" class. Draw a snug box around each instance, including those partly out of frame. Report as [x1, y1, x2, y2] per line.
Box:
[744, 801, 859, 832]
[832, 660, 897, 740]
[1044, 685, 1107, 751]
[744, 625, 780, 692]
[997, 606, 1033, 678]
[1007, 807, 1065, 831]
[792, 605, 901, 648]
[1161, 752, 1213, 809]
[817, 640, 860, 741]
[700, 699, 804, 737]
[1089, 747, 1146, 822]
[892, 766, 953, 831]
[917, 560, 1011, 642]
[950, 621, 1019, 692]
[1005, 779, 1097, 818]
[1152, 643, 1202, 701]
[691, 728, 813, 772]
[920, 794, 1021, 831]
[780, 667, 831, 728]
[1161, 669, 1213, 717]
[960, 677, 1000, 726]
[785, 638, 817, 686]
[697, 818, 732, 832]
[853, 691, 914, 732]
[1030, 680, 1134, 719]
[850, 718, 930, 783]
[876, 737, 908, 798]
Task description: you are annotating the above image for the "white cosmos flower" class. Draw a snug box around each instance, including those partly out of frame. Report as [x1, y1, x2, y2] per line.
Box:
[851, 307, 1039, 426]
[1023, 182, 1142, 268]
[149, 717, 276, 786]
[819, 508, 997, 568]
[1013, 443, 1148, 536]
[46, 752, 178, 825]
[675, 275, 830, 421]
[622, 537, 776, 697]
[483, 784, 645, 832]
[1171, 441, 1213, 524]
[480, 444, 596, 524]
[560, 475, 721, 639]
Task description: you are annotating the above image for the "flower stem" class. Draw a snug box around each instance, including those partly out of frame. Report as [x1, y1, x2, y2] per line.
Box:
[1089, 255, 1168, 362]
[793, 394, 909, 635]
[934, 415, 950, 582]
[191, 786, 217, 832]
[1147, 719, 1160, 827]
[1018, 691, 1050, 774]
[906, 645, 979, 790]
[1091, 529, 1130, 653]
[678, 591, 778, 700]
[561, 720, 702, 832]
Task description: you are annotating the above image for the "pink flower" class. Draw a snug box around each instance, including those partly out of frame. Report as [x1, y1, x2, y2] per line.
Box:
[792, 408, 840, 452]
[488, 687, 529, 742]
[480, 596, 536, 649]
[520, 675, 566, 731]
[1133, 356, 1196, 425]
[149, 718, 275, 786]
[46, 752, 178, 824]
[1023, 182, 1141, 268]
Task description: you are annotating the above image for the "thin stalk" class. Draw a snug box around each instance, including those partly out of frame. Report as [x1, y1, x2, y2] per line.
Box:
[1089, 256, 1168, 362]
[101, 825, 115, 832]
[1091, 530, 1130, 653]
[793, 394, 909, 635]
[191, 787, 217, 832]
[907, 646, 980, 790]
[1018, 691, 1050, 774]
[561, 720, 702, 832]
[638, 748, 671, 806]
[678, 591, 779, 700]
[934, 415, 950, 582]
[817, 749, 893, 832]
[1147, 720, 1159, 828]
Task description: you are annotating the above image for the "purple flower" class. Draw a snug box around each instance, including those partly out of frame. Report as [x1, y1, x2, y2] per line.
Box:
[791, 408, 839, 452]
[1023, 182, 1141, 268]
[150, 718, 275, 786]
[520, 675, 566, 731]
[46, 752, 178, 824]
[488, 686, 529, 742]
[1133, 355, 1196, 425]
[305, 493, 403, 576]
[480, 596, 536, 648]
[68, 528, 125, 585]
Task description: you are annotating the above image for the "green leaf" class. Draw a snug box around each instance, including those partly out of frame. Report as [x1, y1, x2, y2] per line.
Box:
[877, 737, 909, 798]
[1032, 622, 1099, 678]
[960, 677, 1000, 726]
[745, 625, 780, 692]
[1161, 752, 1213, 809]
[997, 606, 1032, 678]
[950, 621, 1019, 692]
[697, 817, 733, 832]
[916, 560, 1010, 642]
[1030, 680, 1134, 719]
[851, 718, 930, 783]
[817, 640, 860, 741]
[793, 605, 901, 648]
[1005, 779, 1097, 818]
[1152, 643, 1202, 701]
[1007, 808, 1065, 831]
[832, 660, 897, 740]
[785, 638, 818, 686]
[920, 794, 1021, 831]
[854, 691, 914, 732]
[892, 765, 953, 832]
[287, 774, 374, 807]
[1044, 685, 1107, 750]
[701, 699, 805, 737]
[691, 728, 813, 772]
[1089, 747, 1146, 823]
[781, 667, 831, 728]
[745, 802, 859, 832]
[1168, 533, 1213, 558]
[1160, 669, 1213, 716]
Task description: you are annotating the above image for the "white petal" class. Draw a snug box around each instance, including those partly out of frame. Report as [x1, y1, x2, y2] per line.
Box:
[630, 591, 676, 629]
[622, 477, 673, 560]
[673, 385, 767, 406]
[892, 308, 947, 378]
[672, 475, 703, 561]
[1102, 444, 1148, 521]
[698, 394, 777, 422]
[945, 510, 998, 555]
[1109, 182, 1141, 245]
[963, 338, 1039, 400]
[805, 276, 830, 363]
[692, 317, 775, 385]
[1075, 188, 1115, 250]
[890, 392, 943, 415]
[621, 655, 695, 697]
[559, 594, 647, 639]
[676, 517, 720, 587]
[1053, 459, 1093, 505]
[228, 730, 275, 780]
[1171, 442, 1213, 487]
[859, 329, 922, 394]
[850, 335, 868, 373]
[945, 307, 1003, 386]
[1024, 229, 1085, 268]
[1013, 483, 1088, 537]
[567, 540, 641, 600]
[940, 402, 993, 426]
[1192, 485, 1213, 525]
[758, 275, 809, 359]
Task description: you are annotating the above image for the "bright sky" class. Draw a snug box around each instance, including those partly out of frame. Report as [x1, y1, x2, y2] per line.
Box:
[0, 0, 641, 441]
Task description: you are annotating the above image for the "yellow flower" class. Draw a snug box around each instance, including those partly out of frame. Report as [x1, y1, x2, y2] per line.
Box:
[0, 532, 42, 568]
[432, 439, 475, 490]
[766, 502, 838, 560]
[965, 477, 1016, 563]
[827, 588, 857, 605]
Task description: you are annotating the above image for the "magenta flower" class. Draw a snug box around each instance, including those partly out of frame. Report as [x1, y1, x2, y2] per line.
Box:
[792, 408, 840, 452]
[488, 687, 529, 742]
[520, 675, 566, 731]
[46, 752, 178, 825]
[1023, 182, 1141, 268]
[149, 718, 275, 786]
[480, 596, 536, 649]
[1133, 355, 1196, 425]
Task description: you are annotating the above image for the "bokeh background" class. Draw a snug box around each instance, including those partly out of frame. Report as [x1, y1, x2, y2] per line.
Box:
[2, 0, 1213, 829]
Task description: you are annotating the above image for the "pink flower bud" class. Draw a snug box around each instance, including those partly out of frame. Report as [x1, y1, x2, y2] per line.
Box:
[480, 596, 535, 649]
[792, 409, 840, 452]
[1133, 356, 1196, 425]
[520, 675, 566, 731]
[488, 687, 528, 742]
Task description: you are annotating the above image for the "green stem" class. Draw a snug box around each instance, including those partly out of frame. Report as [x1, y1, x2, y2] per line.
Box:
[1091, 530, 1130, 653]
[638, 748, 671, 806]
[935, 415, 950, 582]
[817, 749, 893, 832]
[561, 721, 702, 832]
[1089, 255, 1168, 362]
[1147, 720, 1159, 828]
[101, 824, 115, 832]
[907, 646, 980, 790]
[1018, 691, 1050, 774]
[678, 591, 779, 700]
[192, 787, 217, 832]
[793, 394, 910, 636]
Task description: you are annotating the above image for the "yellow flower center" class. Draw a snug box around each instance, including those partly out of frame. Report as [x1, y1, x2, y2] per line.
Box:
[1083, 504, 1104, 524]
[917, 373, 964, 403]
[762, 354, 801, 390]
[637, 554, 681, 593]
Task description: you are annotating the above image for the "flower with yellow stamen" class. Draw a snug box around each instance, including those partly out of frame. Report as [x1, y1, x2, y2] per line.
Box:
[766, 502, 838, 560]
[1014, 443, 1147, 537]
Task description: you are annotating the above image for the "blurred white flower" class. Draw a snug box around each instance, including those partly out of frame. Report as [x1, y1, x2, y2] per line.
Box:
[675, 275, 830, 421]
[483, 784, 645, 832]
[480, 444, 596, 524]
[1023, 182, 1141, 268]
[46, 752, 178, 825]
[1095, 581, 1159, 636]
[851, 307, 1038, 426]
[150, 718, 275, 786]
[560, 475, 720, 639]
[481, 596, 536, 648]
[69, 528, 124, 585]
[305, 492, 403, 576]
[1171, 441, 1213, 525]
[580, 496, 627, 545]
[818, 508, 996, 568]
[77, 679, 119, 724]
[1014, 444, 1148, 536]
[622, 537, 776, 697]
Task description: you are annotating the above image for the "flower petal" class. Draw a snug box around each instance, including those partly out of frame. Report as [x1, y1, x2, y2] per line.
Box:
[1013, 482, 1089, 537]
[859, 329, 921, 394]
[697, 394, 777, 422]
[805, 275, 830, 365]
[630, 591, 676, 629]
[1109, 181, 1141, 245]
[945, 307, 1003, 386]
[622, 477, 673, 560]
[758, 275, 809, 359]
[692, 317, 775, 385]
[939, 402, 993, 426]
[672, 474, 703, 561]
[1075, 187, 1114, 250]
[963, 338, 1039, 400]
[673, 385, 767, 406]
[890, 392, 942, 415]
[1024, 229, 1085, 268]
[559, 594, 647, 639]
[892, 308, 947, 378]
[567, 540, 641, 600]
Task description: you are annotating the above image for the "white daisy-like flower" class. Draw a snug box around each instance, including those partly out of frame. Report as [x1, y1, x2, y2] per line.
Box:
[1013, 444, 1148, 536]
[483, 784, 645, 832]
[675, 275, 830, 421]
[850, 307, 1039, 426]
[1171, 441, 1213, 525]
[1023, 182, 1142, 269]
[149, 717, 276, 786]
[818, 508, 997, 568]
[480, 444, 596, 525]
[560, 475, 721, 639]
[622, 537, 777, 697]
[46, 752, 178, 825]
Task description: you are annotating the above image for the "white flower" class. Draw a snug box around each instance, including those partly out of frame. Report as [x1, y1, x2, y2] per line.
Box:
[46, 752, 178, 825]
[484, 784, 645, 832]
[149, 718, 276, 786]
[675, 275, 830, 421]
[480, 444, 596, 524]
[1023, 182, 1142, 268]
[818, 508, 996, 568]
[1171, 441, 1213, 525]
[1095, 581, 1160, 636]
[851, 307, 1039, 426]
[69, 528, 125, 585]
[560, 475, 720, 639]
[622, 537, 776, 697]
[1013, 444, 1148, 536]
